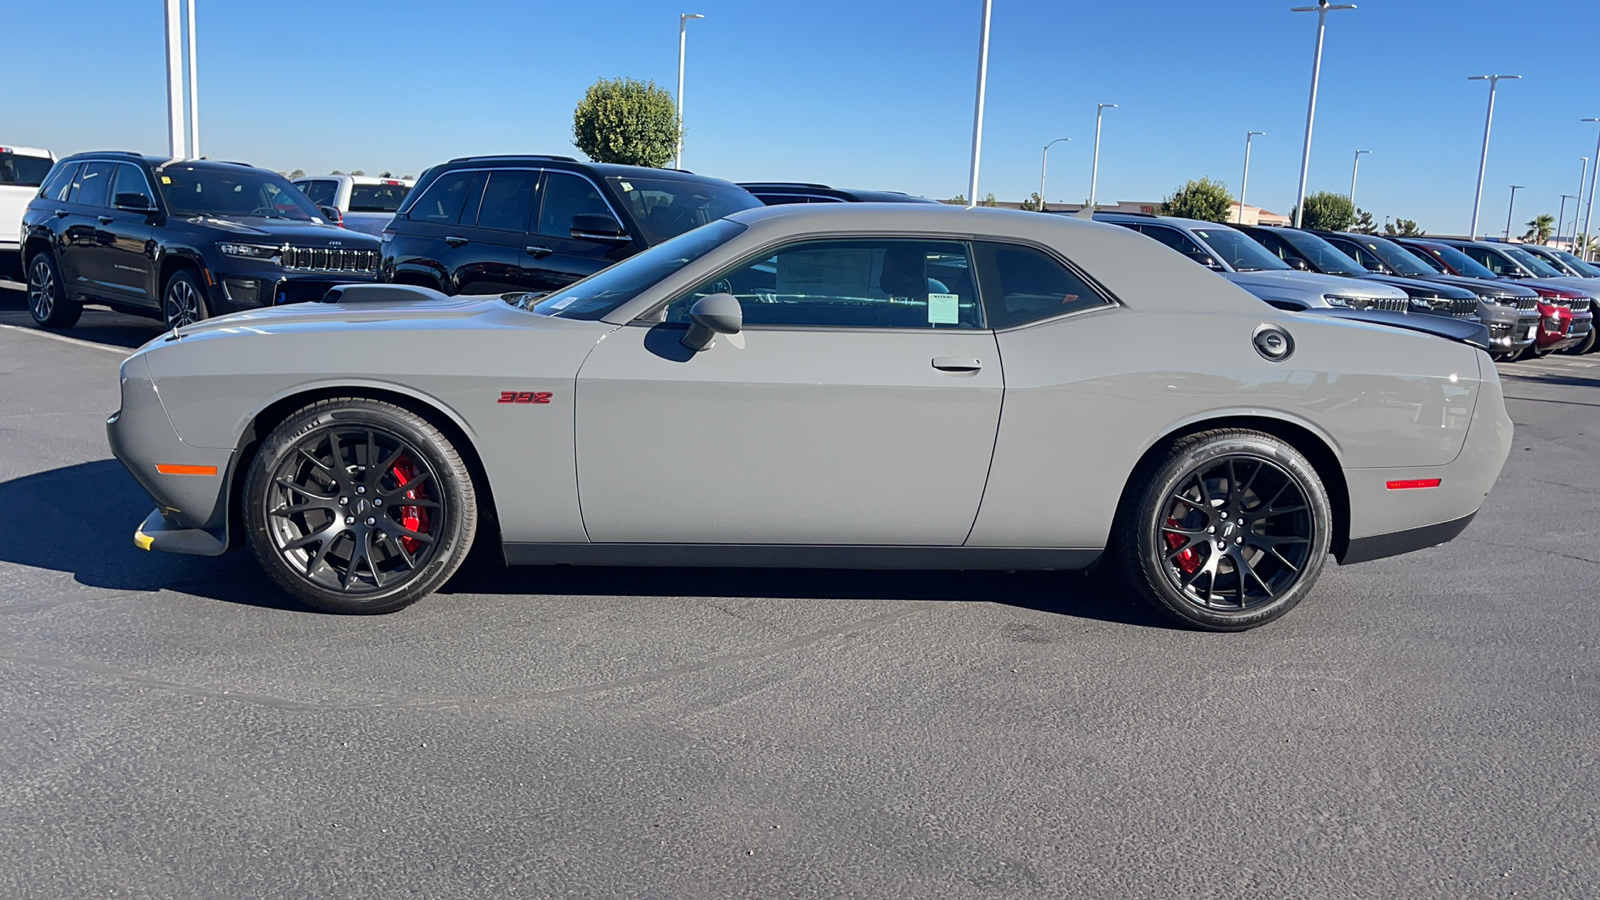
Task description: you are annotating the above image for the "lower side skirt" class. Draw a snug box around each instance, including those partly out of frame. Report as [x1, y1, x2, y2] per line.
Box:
[1338, 511, 1477, 565]
[502, 544, 1104, 571]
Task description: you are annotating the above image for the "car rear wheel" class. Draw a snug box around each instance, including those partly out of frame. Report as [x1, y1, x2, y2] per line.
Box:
[27, 252, 83, 329]
[162, 269, 210, 328]
[1111, 429, 1331, 631]
[1561, 325, 1596, 355]
[244, 399, 478, 614]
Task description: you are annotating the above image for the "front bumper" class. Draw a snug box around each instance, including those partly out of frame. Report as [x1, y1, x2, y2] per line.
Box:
[1480, 303, 1538, 353]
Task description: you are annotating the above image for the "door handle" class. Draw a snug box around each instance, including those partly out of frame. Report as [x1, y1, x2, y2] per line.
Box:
[932, 356, 983, 372]
[444, 235, 470, 247]
[54, 209, 69, 218]
[525, 245, 553, 259]
[98, 216, 114, 225]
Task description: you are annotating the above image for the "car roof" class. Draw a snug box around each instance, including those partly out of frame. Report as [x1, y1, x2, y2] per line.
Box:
[1094, 212, 1242, 232]
[738, 183, 937, 203]
[0, 145, 53, 159]
[441, 155, 721, 183]
[58, 152, 264, 173]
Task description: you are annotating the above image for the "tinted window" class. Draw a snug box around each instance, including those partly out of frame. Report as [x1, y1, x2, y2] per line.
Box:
[662, 239, 983, 330]
[606, 176, 761, 243]
[38, 162, 79, 202]
[474, 170, 538, 231]
[978, 242, 1109, 328]
[298, 180, 338, 207]
[74, 161, 115, 208]
[1, 153, 54, 187]
[349, 182, 409, 213]
[408, 168, 481, 224]
[158, 165, 321, 220]
[538, 171, 621, 238]
[1339, 235, 1434, 276]
[112, 163, 154, 205]
[1189, 227, 1291, 271]
[1467, 247, 1519, 277]
[1417, 243, 1497, 279]
[1503, 246, 1564, 278]
[1277, 230, 1367, 274]
[1398, 243, 1447, 273]
[1139, 224, 1209, 259]
[527, 219, 746, 320]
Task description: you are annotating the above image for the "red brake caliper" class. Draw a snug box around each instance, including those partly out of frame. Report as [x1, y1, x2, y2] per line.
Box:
[390, 457, 431, 555]
[1165, 517, 1201, 575]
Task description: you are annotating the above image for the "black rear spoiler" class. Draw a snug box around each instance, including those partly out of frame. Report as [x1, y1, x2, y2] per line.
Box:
[1306, 307, 1491, 351]
[319, 284, 447, 303]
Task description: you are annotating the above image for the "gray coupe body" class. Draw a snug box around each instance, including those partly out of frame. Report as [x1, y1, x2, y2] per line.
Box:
[108, 204, 1512, 627]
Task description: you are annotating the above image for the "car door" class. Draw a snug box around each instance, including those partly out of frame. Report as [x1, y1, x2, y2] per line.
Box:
[573, 237, 1003, 545]
[58, 160, 116, 296]
[450, 168, 539, 294]
[93, 163, 158, 307]
[521, 170, 637, 292]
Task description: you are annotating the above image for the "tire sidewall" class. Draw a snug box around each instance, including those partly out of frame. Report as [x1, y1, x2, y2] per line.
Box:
[163, 269, 210, 327]
[27, 252, 81, 328]
[244, 401, 474, 614]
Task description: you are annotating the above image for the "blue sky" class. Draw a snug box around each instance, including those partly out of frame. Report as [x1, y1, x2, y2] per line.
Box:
[5, 0, 1598, 235]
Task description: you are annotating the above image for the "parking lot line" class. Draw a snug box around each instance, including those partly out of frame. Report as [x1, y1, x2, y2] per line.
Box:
[0, 322, 131, 356]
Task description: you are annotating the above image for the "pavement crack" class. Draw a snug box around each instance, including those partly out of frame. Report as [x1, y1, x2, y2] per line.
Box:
[1457, 535, 1600, 567]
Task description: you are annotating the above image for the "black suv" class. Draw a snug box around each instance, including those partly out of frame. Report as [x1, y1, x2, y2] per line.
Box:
[737, 182, 939, 205]
[20, 153, 377, 329]
[381, 155, 760, 295]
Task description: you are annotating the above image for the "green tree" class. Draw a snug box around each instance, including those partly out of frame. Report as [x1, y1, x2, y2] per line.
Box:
[1291, 191, 1356, 231]
[1522, 214, 1555, 243]
[1351, 208, 1377, 234]
[572, 77, 679, 167]
[1019, 191, 1045, 212]
[942, 194, 966, 205]
[288, 168, 305, 179]
[350, 170, 366, 176]
[1157, 177, 1234, 223]
[1384, 218, 1424, 237]
[980, 192, 998, 208]
[330, 169, 344, 176]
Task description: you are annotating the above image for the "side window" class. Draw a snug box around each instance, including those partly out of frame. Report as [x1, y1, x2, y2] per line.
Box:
[111, 164, 154, 206]
[38, 162, 79, 202]
[659, 239, 983, 330]
[74, 161, 115, 208]
[1470, 248, 1511, 276]
[538, 171, 622, 238]
[1404, 246, 1446, 272]
[976, 242, 1110, 328]
[1140, 225, 1209, 262]
[474, 169, 539, 232]
[407, 169, 483, 224]
[1328, 238, 1374, 268]
[300, 180, 338, 207]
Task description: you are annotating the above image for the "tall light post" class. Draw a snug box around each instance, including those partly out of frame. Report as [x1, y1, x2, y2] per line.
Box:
[1349, 148, 1370, 210]
[1467, 74, 1521, 238]
[1575, 157, 1589, 248]
[1582, 118, 1600, 260]
[1290, 0, 1357, 228]
[1039, 138, 1070, 211]
[1238, 130, 1265, 223]
[674, 13, 705, 170]
[1558, 194, 1575, 247]
[1503, 184, 1524, 241]
[185, 0, 199, 157]
[1087, 103, 1117, 209]
[163, 0, 185, 158]
[965, 0, 993, 209]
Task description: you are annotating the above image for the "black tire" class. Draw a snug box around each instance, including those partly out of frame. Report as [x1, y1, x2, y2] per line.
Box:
[1110, 429, 1332, 632]
[162, 268, 210, 327]
[26, 251, 83, 329]
[243, 398, 478, 614]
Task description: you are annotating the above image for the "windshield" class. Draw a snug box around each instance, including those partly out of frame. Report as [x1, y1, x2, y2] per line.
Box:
[1, 154, 53, 187]
[1547, 248, 1600, 277]
[1191, 228, 1290, 272]
[349, 182, 410, 213]
[525, 219, 747, 319]
[1503, 246, 1564, 278]
[1425, 243, 1498, 279]
[1279, 230, 1368, 275]
[1351, 236, 1435, 276]
[607, 176, 761, 244]
[159, 164, 323, 220]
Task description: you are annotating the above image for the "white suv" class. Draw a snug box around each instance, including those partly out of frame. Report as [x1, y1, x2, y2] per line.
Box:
[2, 145, 55, 279]
[293, 174, 413, 237]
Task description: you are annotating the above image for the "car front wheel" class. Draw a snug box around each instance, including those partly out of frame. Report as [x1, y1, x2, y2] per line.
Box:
[1111, 429, 1332, 631]
[162, 269, 210, 327]
[244, 398, 478, 614]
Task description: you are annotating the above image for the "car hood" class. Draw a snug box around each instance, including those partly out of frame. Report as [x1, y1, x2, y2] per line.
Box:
[1358, 273, 1475, 299]
[1223, 269, 1408, 300]
[175, 215, 380, 247]
[1519, 276, 1600, 299]
[1420, 273, 1539, 299]
[161, 291, 522, 343]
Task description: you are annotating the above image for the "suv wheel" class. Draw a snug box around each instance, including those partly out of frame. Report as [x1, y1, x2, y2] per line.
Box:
[27, 252, 83, 329]
[162, 269, 210, 327]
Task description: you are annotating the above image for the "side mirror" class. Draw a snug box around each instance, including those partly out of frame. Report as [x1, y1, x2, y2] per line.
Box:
[1200, 255, 1224, 271]
[681, 293, 742, 351]
[1289, 257, 1311, 271]
[113, 193, 157, 214]
[570, 213, 629, 243]
[319, 205, 344, 227]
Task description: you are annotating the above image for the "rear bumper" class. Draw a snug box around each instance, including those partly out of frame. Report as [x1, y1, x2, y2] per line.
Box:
[1342, 511, 1477, 564]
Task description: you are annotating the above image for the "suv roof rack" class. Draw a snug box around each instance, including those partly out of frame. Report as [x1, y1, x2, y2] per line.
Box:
[739, 181, 832, 189]
[447, 154, 578, 164]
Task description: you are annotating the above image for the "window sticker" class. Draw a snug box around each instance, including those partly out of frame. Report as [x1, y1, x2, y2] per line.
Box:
[776, 248, 874, 301]
[619, 181, 633, 191]
[161, 176, 172, 184]
[927, 292, 960, 325]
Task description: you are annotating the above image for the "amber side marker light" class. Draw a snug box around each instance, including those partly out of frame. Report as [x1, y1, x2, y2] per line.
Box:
[156, 464, 217, 476]
[1386, 478, 1442, 490]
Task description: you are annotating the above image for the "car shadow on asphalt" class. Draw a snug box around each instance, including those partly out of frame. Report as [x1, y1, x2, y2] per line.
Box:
[0, 460, 1169, 629]
[0, 286, 165, 351]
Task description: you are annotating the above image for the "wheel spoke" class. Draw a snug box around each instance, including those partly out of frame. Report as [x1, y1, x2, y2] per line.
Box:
[298, 446, 332, 471]
[1262, 504, 1307, 517]
[363, 532, 385, 588]
[1267, 546, 1300, 573]
[1236, 552, 1274, 602]
[275, 477, 335, 501]
[381, 470, 430, 498]
[270, 499, 336, 518]
[376, 444, 406, 476]
[380, 521, 435, 545]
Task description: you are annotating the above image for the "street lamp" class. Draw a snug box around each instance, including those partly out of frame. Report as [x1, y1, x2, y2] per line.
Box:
[674, 13, 705, 170]
[1558, 194, 1576, 247]
[1575, 157, 1589, 249]
[1349, 149, 1370, 210]
[1290, 0, 1357, 228]
[1238, 131, 1265, 223]
[965, 0, 994, 209]
[1582, 119, 1600, 260]
[1504, 184, 1524, 241]
[1467, 74, 1521, 239]
[1039, 138, 1070, 211]
[1088, 103, 1116, 209]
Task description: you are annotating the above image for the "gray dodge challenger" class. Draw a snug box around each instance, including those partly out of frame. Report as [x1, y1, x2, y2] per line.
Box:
[107, 204, 1512, 630]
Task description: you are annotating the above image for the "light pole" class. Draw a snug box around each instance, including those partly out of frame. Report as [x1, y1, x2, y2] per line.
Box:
[185, 0, 199, 158]
[1558, 195, 1575, 247]
[965, 0, 993, 209]
[1349, 149, 1370, 210]
[1504, 184, 1524, 241]
[1467, 74, 1521, 238]
[1039, 138, 1070, 211]
[1575, 157, 1589, 249]
[163, 0, 185, 158]
[1290, 0, 1356, 228]
[674, 13, 705, 170]
[1088, 103, 1116, 209]
[1238, 130, 1265, 223]
[1582, 118, 1600, 260]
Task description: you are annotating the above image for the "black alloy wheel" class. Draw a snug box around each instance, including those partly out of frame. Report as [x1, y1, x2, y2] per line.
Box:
[1113, 429, 1331, 631]
[162, 270, 209, 328]
[26, 253, 82, 329]
[245, 399, 477, 614]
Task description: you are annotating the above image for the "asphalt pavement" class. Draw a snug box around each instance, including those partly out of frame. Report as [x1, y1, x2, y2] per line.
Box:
[1, 285, 1596, 899]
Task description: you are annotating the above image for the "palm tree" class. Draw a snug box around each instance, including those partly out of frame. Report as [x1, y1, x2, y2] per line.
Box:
[1523, 213, 1556, 243]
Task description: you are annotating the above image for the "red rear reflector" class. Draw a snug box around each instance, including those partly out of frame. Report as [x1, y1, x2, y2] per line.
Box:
[156, 464, 217, 476]
[1386, 478, 1441, 490]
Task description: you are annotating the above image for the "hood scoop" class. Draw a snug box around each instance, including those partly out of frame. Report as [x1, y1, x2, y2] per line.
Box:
[320, 284, 449, 304]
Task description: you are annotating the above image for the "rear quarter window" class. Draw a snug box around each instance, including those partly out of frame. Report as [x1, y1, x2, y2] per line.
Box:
[975, 242, 1112, 328]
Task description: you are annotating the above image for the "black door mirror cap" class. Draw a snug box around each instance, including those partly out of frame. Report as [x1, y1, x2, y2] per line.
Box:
[570, 213, 629, 242]
[113, 193, 157, 214]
